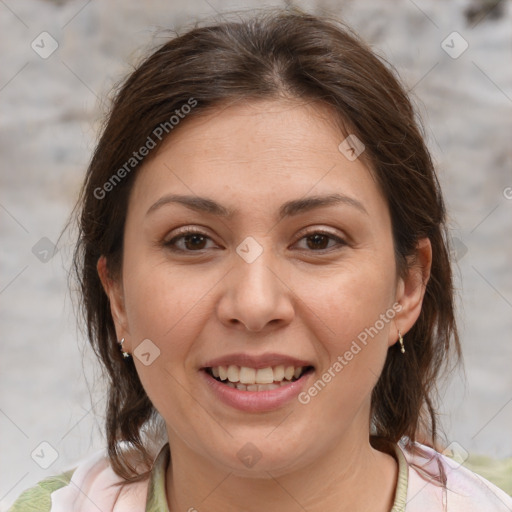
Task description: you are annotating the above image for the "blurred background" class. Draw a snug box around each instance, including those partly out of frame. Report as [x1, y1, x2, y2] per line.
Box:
[0, 0, 511, 509]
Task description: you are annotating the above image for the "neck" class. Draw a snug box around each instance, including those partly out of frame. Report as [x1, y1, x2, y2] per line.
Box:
[164, 432, 398, 512]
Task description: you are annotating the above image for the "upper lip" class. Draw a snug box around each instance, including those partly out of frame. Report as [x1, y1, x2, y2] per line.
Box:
[201, 352, 315, 370]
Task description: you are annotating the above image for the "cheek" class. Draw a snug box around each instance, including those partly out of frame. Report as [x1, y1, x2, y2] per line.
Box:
[119, 257, 205, 400]
[122, 251, 204, 339]
[121, 261, 209, 419]
[302, 257, 396, 347]
[295, 257, 396, 407]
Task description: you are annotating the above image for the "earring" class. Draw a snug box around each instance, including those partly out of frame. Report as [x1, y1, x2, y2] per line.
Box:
[398, 330, 405, 354]
[118, 338, 130, 358]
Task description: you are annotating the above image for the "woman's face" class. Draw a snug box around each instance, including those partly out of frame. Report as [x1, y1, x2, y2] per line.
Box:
[100, 99, 428, 476]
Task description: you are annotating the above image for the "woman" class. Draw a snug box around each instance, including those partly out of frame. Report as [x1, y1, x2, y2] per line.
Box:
[9, 7, 512, 512]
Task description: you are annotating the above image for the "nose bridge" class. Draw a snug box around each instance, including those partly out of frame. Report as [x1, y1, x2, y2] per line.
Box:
[233, 235, 279, 300]
[237, 243, 273, 288]
[218, 235, 294, 331]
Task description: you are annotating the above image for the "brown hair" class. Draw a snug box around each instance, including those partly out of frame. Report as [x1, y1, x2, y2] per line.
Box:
[70, 7, 461, 482]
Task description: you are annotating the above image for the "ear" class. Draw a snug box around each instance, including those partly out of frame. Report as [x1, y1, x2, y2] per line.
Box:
[97, 255, 131, 350]
[389, 237, 432, 347]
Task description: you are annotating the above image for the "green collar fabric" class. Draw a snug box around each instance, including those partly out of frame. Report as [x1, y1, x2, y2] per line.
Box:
[146, 443, 171, 512]
[145, 443, 409, 511]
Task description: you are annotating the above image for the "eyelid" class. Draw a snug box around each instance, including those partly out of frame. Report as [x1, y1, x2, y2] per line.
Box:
[294, 225, 345, 241]
[168, 225, 211, 237]
[164, 226, 217, 247]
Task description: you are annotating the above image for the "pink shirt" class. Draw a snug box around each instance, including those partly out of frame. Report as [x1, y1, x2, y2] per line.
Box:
[10, 441, 512, 511]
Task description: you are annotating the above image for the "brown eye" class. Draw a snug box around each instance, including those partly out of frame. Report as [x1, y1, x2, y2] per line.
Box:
[181, 233, 208, 250]
[306, 233, 330, 250]
[164, 230, 215, 252]
[295, 231, 346, 252]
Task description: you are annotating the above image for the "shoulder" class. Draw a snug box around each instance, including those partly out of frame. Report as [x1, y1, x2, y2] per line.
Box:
[7, 470, 75, 512]
[464, 452, 512, 496]
[8, 448, 149, 512]
[399, 441, 512, 511]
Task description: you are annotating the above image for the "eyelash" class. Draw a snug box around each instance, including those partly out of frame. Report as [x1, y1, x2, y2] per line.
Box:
[163, 227, 347, 254]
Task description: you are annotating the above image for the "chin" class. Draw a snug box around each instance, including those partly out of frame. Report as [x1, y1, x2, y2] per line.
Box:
[202, 433, 318, 478]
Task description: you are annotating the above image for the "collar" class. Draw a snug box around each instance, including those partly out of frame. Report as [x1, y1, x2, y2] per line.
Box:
[145, 443, 409, 512]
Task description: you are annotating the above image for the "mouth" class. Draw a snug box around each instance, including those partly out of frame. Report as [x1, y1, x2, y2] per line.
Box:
[203, 364, 315, 392]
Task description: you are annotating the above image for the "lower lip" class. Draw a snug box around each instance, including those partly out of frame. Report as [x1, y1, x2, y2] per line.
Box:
[200, 369, 313, 412]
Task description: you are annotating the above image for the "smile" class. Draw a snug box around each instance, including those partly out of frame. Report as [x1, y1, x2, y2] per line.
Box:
[200, 364, 315, 412]
[205, 364, 314, 391]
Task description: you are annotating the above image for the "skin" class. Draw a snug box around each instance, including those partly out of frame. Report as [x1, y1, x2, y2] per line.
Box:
[98, 98, 432, 512]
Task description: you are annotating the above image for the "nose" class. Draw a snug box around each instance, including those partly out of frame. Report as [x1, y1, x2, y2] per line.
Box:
[216, 244, 295, 333]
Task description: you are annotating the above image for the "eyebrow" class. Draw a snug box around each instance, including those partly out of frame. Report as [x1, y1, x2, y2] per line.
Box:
[146, 192, 368, 220]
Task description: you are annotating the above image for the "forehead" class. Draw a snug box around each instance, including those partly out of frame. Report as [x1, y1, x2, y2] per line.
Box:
[128, 99, 385, 220]
[159, 99, 349, 166]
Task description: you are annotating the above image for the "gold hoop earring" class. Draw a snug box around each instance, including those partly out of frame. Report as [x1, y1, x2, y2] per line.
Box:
[118, 338, 130, 358]
[398, 330, 405, 354]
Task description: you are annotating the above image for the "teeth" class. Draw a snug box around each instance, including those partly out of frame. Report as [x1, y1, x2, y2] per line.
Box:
[227, 365, 239, 382]
[218, 366, 228, 380]
[239, 366, 256, 384]
[273, 365, 285, 381]
[223, 381, 289, 392]
[284, 366, 295, 380]
[208, 364, 309, 385]
[255, 367, 274, 384]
